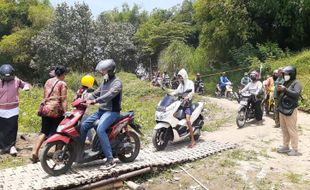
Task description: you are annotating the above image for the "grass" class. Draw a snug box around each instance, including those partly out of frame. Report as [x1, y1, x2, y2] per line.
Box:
[286, 171, 302, 184]
[0, 157, 27, 170]
[228, 149, 258, 161]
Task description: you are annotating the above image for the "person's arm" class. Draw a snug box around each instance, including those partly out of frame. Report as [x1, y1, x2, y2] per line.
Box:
[240, 83, 250, 93]
[186, 81, 195, 100]
[170, 83, 182, 96]
[94, 80, 122, 104]
[220, 76, 224, 84]
[90, 86, 101, 100]
[17, 77, 31, 90]
[285, 81, 302, 98]
[60, 83, 68, 112]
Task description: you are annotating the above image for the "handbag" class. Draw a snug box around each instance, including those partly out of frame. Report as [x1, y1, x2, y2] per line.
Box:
[278, 80, 299, 116]
[37, 80, 60, 117]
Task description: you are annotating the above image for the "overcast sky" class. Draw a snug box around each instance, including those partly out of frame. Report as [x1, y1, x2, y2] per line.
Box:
[50, 0, 183, 17]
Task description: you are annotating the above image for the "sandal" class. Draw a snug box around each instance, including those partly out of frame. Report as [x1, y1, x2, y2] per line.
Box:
[30, 154, 39, 164]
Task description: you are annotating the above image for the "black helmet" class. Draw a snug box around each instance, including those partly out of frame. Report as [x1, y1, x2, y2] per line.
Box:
[0, 64, 15, 81]
[95, 59, 116, 77]
[283, 66, 296, 80]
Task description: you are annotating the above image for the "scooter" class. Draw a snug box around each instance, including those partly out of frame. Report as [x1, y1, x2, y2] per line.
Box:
[152, 89, 205, 151]
[40, 98, 142, 176]
[236, 92, 256, 128]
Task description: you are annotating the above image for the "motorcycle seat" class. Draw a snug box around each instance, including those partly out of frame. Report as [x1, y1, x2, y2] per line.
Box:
[93, 111, 134, 128]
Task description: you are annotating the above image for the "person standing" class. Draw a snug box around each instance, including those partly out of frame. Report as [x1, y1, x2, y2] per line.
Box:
[0, 64, 30, 156]
[31, 65, 68, 163]
[277, 66, 302, 156]
[273, 69, 285, 128]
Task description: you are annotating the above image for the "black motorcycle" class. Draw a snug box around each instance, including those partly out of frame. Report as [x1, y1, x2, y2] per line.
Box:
[195, 81, 205, 95]
[236, 92, 256, 128]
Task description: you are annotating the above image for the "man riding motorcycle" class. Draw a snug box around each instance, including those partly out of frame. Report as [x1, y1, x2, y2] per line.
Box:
[170, 69, 196, 148]
[218, 72, 231, 97]
[240, 71, 263, 121]
[194, 73, 203, 93]
[80, 59, 122, 170]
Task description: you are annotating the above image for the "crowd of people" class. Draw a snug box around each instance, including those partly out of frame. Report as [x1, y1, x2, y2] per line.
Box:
[0, 62, 303, 173]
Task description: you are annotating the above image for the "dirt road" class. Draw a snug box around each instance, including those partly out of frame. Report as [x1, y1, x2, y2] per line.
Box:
[143, 97, 310, 190]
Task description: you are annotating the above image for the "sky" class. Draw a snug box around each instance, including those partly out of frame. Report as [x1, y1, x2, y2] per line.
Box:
[50, 0, 184, 17]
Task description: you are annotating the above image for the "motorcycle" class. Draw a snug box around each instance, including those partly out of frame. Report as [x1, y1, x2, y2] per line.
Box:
[152, 89, 205, 151]
[162, 76, 171, 89]
[171, 77, 179, 89]
[195, 81, 205, 95]
[40, 98, 142, 176]
[151, 76, 162, 87]
[236, 92, 256, 128]
[215, 82, 237, 100]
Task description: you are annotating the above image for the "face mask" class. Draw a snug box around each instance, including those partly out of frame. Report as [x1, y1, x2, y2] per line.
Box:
[284, 75, 290, 82]
[103, 73, 109, 80]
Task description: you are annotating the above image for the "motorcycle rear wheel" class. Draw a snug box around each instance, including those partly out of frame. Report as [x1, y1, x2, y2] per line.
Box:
[40, 141, 75, 176]
[236, 109, 247, 128]
[152, 128, 169, 151]
[118, 131, 141, 163]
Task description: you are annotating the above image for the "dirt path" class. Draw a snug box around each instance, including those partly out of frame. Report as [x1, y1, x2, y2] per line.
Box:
[143, 97, 310, 190]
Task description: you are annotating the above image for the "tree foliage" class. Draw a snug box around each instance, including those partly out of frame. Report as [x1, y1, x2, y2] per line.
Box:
[31, 2, 138, 79]
[158, 40, 194, 74]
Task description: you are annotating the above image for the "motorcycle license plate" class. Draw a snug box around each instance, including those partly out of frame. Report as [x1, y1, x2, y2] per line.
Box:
[240, 100, 247, 106]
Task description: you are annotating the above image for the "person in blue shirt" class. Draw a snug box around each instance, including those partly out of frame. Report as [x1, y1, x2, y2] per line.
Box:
[219, 72, 231, 96]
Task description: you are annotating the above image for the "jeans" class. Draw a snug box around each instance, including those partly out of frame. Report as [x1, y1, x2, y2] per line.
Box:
[80, 110, 120, 161]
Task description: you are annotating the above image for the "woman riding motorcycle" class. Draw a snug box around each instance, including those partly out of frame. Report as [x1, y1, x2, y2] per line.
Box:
[240, 71, 263, 121]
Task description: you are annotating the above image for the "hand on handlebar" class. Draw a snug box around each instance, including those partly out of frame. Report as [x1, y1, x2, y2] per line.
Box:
[84, 99, 96, 105]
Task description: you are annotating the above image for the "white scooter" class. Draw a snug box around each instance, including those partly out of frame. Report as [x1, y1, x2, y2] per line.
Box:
[152, 89, 205, 151]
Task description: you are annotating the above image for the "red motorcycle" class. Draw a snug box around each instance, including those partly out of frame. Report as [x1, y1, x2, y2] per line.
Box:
[40, 98, 142, 176]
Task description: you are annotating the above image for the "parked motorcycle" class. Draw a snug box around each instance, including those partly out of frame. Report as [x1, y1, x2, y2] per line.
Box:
[40, 98, 142, 176]
[236, 92, 256, 128]
[264, 91, 275, 115]
[152, 89, 205, 151]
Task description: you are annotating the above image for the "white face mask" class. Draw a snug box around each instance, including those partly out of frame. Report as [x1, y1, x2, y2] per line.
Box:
[284, 75, 290, 82]
[103, 73, 109, 80]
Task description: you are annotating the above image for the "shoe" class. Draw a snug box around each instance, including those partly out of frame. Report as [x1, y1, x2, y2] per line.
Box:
[30, 154, 40, 163]
[277, 146, 290, 153]
[287, 149, 301, 156]
[100, 160, 116, 170]
[10, 146, 17, 156]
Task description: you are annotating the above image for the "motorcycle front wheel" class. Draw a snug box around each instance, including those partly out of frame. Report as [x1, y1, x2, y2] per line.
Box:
[236, 108, 247, 128]
[40, 141, 75, 176]
[152, 128, 169, 151]
[118, 131, 141, 163]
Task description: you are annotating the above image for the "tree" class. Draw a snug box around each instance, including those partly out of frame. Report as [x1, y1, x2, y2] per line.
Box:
[158, 41, 194, 74]
[31, 2, 139, 79]
[0, 0, 53, 69]
[194, 0, 256, 67]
